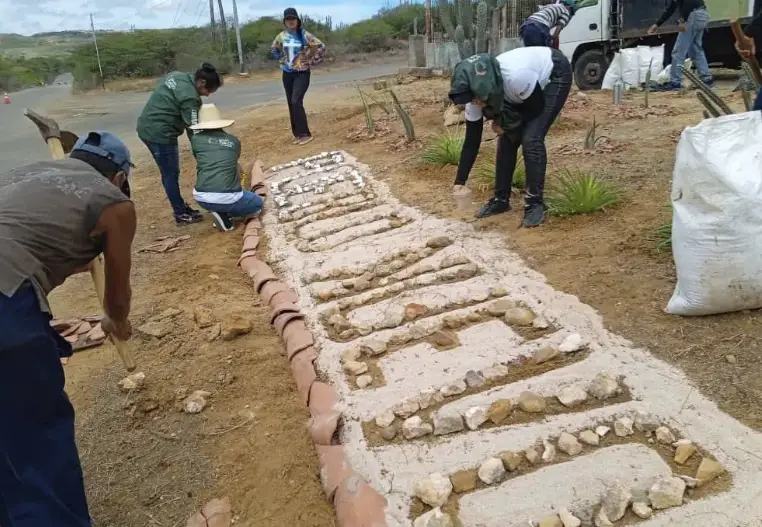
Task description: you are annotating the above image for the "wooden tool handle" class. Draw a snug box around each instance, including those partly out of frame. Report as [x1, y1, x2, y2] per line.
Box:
[89, 256, 137, 372]
[732, 19, 762, 86]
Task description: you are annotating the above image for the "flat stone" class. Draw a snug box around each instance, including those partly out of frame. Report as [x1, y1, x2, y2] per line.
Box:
[466, 312, 483, 322]
[361, 339, 387, 356]
[354, 277, 372, 291]
[193, 305, 216, 328]
[541, 440, 556, 463]
[631, 502, 653, 519]
[343, 361, 368, 375]
[557, 386, 588, 407]
[427, 330, 457, 349]
[614, 417, 634, 437]
[414, 472, 452, 507]
[405, 303, 429, 321]
[674, 443, 696, 465]
[138, 320, 173, 339]
[588, 373, 620, 400]
[440, 380, 467, 397]
[525, 447, 541, 465]
[417, 388, 444, 409]
[118, 372, 146, 392]
[696, 457, 725, 486]
[533, 316, 551, 330]
[596, 426, 611, 437]
[634, 411, 661, 433]
[557, 432, 583, 456]
[150, 307, 182, 322]
[486, 299, 516, 317]
[356, 374, 373, 388]
[655, 426, 676, 444]
[375, 411, 395, 428]
[414, 507, 453, 527]
[477, 457, 505, 485]
[532, 346, 559, 365]
[340, 347, 362, 363]
[450, 470, 478, 493]
[356, 324, 373, 336]
[594, 509, 614, 527]
[499, 451, 523, 472]
[503, 307, 535, 326]
[518, 391, 546, 413]
[464, 406, 488, 430]
[578, 430, 600, 446]
[328, 314, 352, 331]
[464, 370, 485, 388]
[648, 476, 686, 509]
[678, 475, 699, 488]
[393, 399, 420, 418]
[487, 399, 513, 424]
[559, 333, 585, 352]
[380, 310, 405, 329]
[206, 323, 221, 342]
[183, 390, 211, 414]
[433, 408, 464, 436]
[426, 236, 453, 249]
[538, 516, 563, 527]
[440, 254, 470, 268]
[221, 316, 253, 341]
[482, 364, 509, 380]
[380, 426, 397, 440]
[601, 482, 632, 521]
[559, 508, 582, 527]
[402, 416, 433, 439]
[455, 264, 479, 280]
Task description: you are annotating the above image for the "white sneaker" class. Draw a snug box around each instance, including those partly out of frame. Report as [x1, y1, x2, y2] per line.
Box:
[210, 211, 234, 232]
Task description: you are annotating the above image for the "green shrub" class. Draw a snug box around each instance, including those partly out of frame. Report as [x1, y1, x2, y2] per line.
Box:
[421, 128, 464, 166]
[651, 221, 672, 252]
[473, 150, 526, 192]
[340, 19, 394, 52]
[546, 170, 622, 217]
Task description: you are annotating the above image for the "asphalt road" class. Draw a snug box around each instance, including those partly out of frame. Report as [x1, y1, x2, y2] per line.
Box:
[0, 63, 401, 173]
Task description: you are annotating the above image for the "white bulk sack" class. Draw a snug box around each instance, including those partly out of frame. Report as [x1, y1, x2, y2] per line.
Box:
[601, 52, 623, 89]
[620, 48, 640, 88]
[649, 44, 664, 78]
[636, 45, 653, 82]
[667, 112, 762, 316]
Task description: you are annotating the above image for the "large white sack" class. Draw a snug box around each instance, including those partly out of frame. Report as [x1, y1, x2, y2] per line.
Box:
[649, 45, 664, 78]
[601, 52, 623, 90]
[620, 48, 640, 88]
[667, 112, 762, 316]
[636, 45, 652, 82]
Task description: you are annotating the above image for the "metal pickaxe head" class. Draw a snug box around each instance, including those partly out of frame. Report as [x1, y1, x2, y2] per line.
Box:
[23, 108, 79, 154]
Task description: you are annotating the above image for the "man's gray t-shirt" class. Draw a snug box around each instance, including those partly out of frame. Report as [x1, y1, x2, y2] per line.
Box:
[0, 158, 130, 312]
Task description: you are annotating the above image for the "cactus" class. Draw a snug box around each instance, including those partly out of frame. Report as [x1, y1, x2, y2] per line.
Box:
[476, 1, 489, 53]
[742, 62, 761, 90]
[457, 0, 474, 39]
[696, 92, 721, 118]
[679, 65, 733, 116]
[389, 89, 415, 141]
[644, 59, 652, 108]
[463, 39, 475, 58]
[437, 0, 457, 39]
[742, 89, 753, 111]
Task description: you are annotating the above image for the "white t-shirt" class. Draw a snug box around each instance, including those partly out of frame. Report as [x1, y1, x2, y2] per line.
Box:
[465, 47, 554, 122]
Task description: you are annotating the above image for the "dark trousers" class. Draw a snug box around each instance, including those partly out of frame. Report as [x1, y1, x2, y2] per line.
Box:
[0, 284, 90, 527]
[754, 87, 762, 111]
[520, 21, 552, 47]
[495, 49, 572, 203]
[142, 140, 187, 216]
[282, 70, 312, 138]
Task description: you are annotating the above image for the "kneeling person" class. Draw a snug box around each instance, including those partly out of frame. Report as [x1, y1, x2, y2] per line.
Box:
[191, 104, 263, 231]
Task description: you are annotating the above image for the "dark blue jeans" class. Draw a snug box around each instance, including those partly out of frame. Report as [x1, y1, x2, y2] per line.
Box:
[0, 284, 90, 527]
[754, 87, 762, 111]
[520, 21, 552, 47]
[197, 191, 264, 218]
[142, 140, 187, 216]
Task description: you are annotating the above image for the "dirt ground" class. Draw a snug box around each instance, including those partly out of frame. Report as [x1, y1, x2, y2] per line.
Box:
[52, 73, 762, 526]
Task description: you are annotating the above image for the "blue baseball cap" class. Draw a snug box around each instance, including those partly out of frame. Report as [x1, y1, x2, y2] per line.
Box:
[72, 131, 134, 174]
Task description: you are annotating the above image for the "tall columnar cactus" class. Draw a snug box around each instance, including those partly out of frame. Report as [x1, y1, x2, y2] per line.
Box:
[679, 65, 733, 116]
[476, 1, 489, 53]
[457, 0, 474, 39]
[463, 39, 475, 58]
[742, 62, 761, 89]
[454, 24, 466, 58]
[437, 0, 457, 40]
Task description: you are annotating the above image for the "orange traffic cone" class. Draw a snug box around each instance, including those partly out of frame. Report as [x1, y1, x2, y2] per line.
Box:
[3, 93, 10, 104]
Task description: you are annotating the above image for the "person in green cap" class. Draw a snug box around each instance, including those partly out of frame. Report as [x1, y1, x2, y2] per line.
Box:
[190, 104, 265, 232]
[448, 46, 572, 227]
[137, 63, 222, 226]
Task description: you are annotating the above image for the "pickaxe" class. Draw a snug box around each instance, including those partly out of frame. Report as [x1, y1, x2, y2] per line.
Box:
[23, 108, 137, 372]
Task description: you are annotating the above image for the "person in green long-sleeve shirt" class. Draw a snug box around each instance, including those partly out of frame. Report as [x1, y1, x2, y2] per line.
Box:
[137, 63, 222, 226]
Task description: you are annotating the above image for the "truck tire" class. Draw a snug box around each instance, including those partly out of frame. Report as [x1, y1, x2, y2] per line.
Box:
[574, 49, 609, 91]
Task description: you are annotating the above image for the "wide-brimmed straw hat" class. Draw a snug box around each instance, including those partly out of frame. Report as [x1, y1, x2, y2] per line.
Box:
[190, 103, 235, 130]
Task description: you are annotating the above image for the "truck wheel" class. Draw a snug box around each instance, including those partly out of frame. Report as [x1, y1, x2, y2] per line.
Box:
[574, 49, 609, 91]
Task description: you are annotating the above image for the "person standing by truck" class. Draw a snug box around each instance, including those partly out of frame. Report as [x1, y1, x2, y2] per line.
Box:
[647, 0, 714, 91]
[520, 0, 577, 47]
[735, 11, 762, 110]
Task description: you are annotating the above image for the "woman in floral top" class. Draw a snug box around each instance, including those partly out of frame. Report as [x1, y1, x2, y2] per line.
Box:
[271, 7, 326, 145]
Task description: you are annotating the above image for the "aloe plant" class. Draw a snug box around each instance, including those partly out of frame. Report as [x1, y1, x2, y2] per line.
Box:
[583, 116, 606, 150]
[389, 89, 415, 141]
[355, 85, 373, 132]
[546, 170, 622, 217]
[422, 127, 464, 166]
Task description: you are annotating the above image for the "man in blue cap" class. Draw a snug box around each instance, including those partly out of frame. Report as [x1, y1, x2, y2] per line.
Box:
[0, 131, 136, 526]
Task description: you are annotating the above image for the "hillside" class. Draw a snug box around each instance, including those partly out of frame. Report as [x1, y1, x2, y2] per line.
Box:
[0, 31, 92, 58]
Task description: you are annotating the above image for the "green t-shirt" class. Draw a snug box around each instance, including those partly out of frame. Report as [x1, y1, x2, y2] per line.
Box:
[191, 130, 241, 193]
[137, 72, 201, 144]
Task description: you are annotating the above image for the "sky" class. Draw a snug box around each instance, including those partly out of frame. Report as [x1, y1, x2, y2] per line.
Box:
[0, 0, 393, 36]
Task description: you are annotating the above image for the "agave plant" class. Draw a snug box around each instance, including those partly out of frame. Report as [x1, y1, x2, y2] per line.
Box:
[421, 127, 465, 166]
[472, 150, 526, 192]
[546, 169, 622, 217]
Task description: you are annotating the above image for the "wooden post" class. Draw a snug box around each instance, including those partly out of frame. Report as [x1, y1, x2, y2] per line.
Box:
[731, 18, 762, 85]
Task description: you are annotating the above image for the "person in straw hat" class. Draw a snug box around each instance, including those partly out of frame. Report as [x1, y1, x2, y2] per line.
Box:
[190, 104, 266, 232]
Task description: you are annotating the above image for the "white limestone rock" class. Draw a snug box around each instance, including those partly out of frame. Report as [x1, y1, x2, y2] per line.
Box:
[648, 476, 686, 509]
[477, 457, 506, 485]
[414, 473, 453, 507]
[414, 508, 453, 527]
[557, 385, 588, 408]
[557, 432, 583, 456]
[402, 416, 433, 439]
[600, 482, 632, 521]
[588, 373, 620, 400]
[614, 417, 634, 437]
[463, 406, 488, 430]
[433, 408, 465, 436]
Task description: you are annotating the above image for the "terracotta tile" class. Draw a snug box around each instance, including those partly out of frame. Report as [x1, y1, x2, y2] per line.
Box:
[309, 381, 340, 416]
[308, 411, 341, 446]
[269, 290, 300, 306]
[185, 511, 207, 527]
[244, 217, 262, 231]
[242, 236, 259, 252]
[87, 323, 105, 341]
[60, 323, 81, 337]
[202, 497, 232, 527]
[237, 249, 260, 266]
[260, 281, 290, 304]
[290, 345, 318, 364]
[290, 352, 317, 405]
[334, 475, 389, 527]
[315, 444, 353, 500]
[252, 267, 278, 293]
[272, 312, 305, 337]
[238, 256, 260, 276]
[269, 301, 300, 325]
[51, 318, 79, 331]
[285, 326, 314, 360]
[83, 314, 103, 323]
[65, 334, 79, 344]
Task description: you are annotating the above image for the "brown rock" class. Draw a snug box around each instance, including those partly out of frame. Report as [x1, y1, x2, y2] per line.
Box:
[450, 469, 478, 493]
[206, 323, 222, 342]
[504, 307, 535, 326]
[405, 303, 429, 321]
[695, 457, 725, 486]
[431, 330, 459, 348]
[486, 299, 516, 317]
[518, 391, 546, 413]
[426, 236, 453, 249]
[499, 451, 523, 472]
[487, 399, 513, 424]
[138, 321, 172, 339]
[194, 305, 216, 328]
[531, 346, 559, 365]
[674, 443, 697, 465]
[538, 516, 562, 527]
[221, 316, 253, 341]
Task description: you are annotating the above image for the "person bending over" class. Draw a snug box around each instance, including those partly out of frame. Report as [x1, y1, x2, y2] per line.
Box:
[190, 104, 265, 232]
[520, 0, 577, 47]
[449, 46, 572, 227]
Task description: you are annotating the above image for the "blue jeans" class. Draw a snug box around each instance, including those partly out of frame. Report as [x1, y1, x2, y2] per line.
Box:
[142, 140, 187, 216]
[754, 87, 762, 111]
[669, 8, 712, 85]
[197, 191, 264, 218]
[0, 284, 90, 527]
[520, 21, 552, 47]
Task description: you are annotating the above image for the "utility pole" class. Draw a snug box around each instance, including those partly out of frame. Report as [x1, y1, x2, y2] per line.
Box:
[209, 0, 216, 44]
[89, 13, 105, 90]
[231, 0, 244, 73]
[217, 0, 231, 53]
